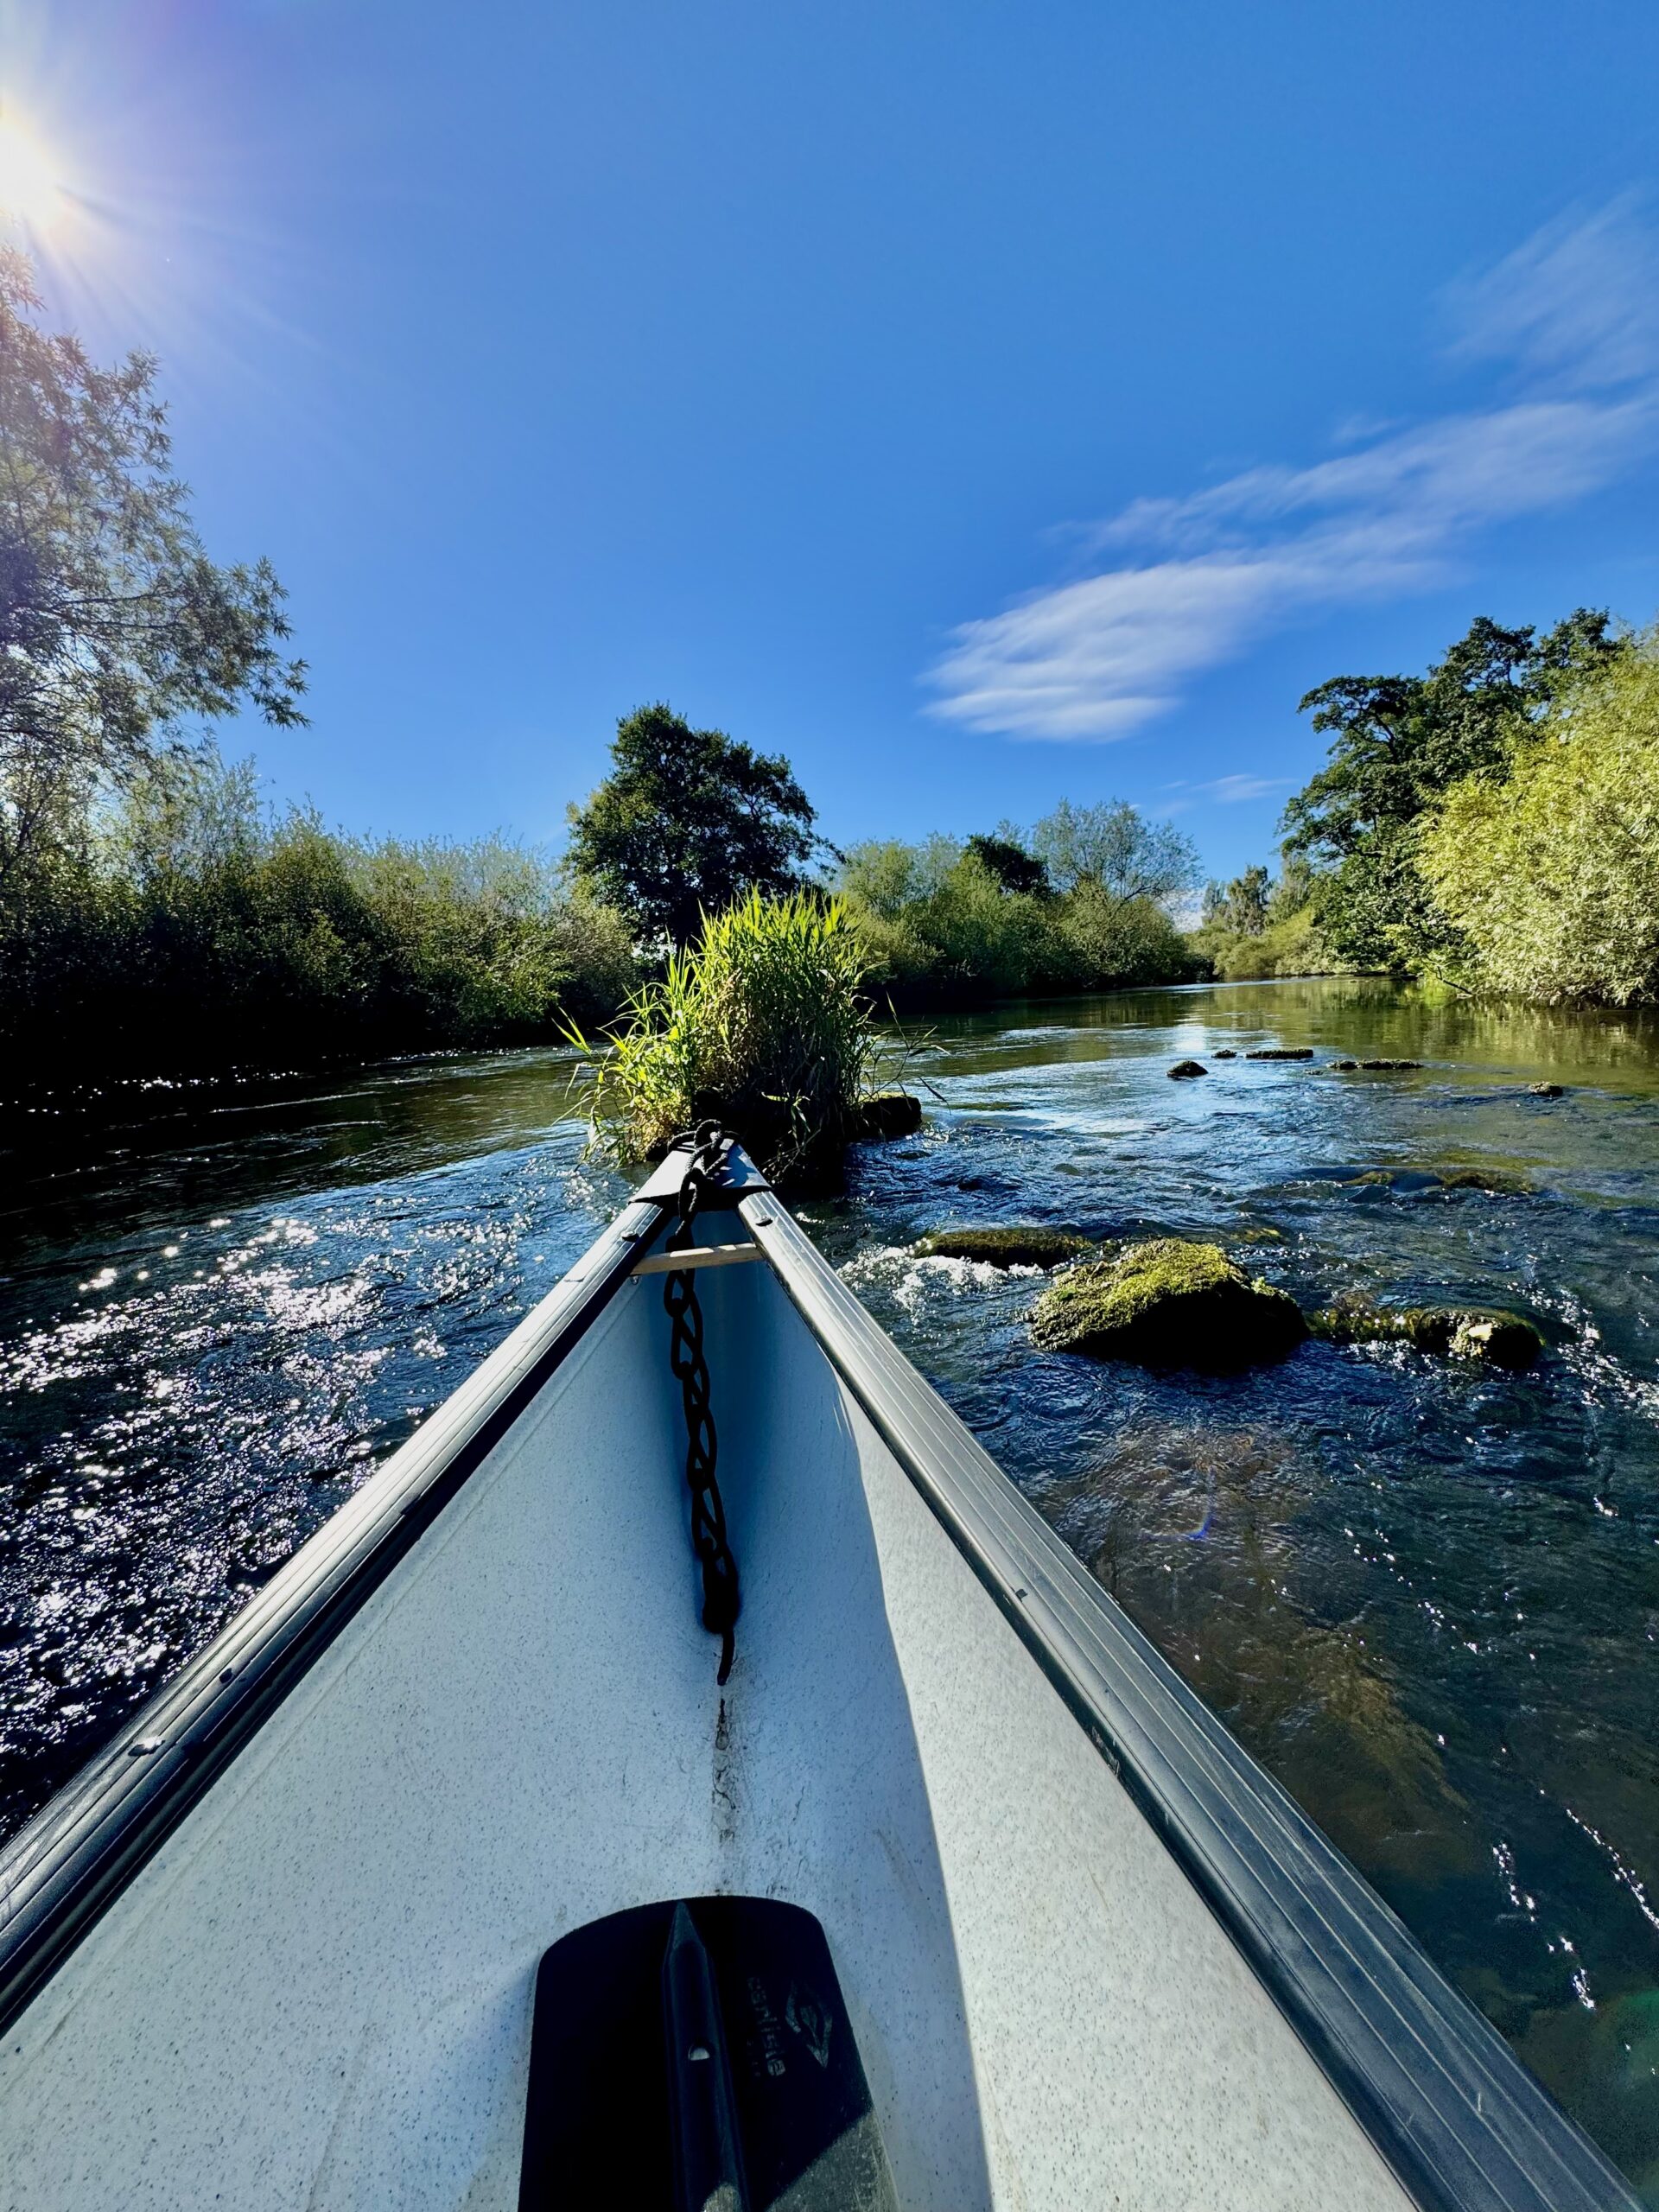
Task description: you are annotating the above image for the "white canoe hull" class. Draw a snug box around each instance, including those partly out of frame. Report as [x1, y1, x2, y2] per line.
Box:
[0, 1147, 1639, 2210]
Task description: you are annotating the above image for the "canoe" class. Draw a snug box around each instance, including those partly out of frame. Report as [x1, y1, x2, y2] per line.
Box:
[0, 1133, 1639, 2211]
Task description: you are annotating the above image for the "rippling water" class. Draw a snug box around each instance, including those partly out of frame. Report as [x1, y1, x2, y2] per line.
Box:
[3, 980, 1658, 2196]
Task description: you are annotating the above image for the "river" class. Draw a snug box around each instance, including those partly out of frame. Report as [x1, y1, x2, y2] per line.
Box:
[3, 976, 1657, 2197]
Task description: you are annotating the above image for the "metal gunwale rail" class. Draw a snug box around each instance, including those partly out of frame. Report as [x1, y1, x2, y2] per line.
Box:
[738, 1188, 1642, 2212]
[0, 1192, 672, 2040]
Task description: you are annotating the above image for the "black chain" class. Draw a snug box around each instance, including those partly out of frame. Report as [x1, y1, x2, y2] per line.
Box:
[663, 1121, 741, 1683]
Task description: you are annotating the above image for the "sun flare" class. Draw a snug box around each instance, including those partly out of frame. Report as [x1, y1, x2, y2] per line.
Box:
[0, 117, 66, 230]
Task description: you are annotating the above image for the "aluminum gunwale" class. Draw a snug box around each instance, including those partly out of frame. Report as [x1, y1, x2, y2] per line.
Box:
[738, 1190, 1641, 2212]
[0, 1192, 670, 2039]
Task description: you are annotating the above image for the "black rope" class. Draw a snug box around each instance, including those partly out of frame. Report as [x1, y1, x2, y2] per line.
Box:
[663, 1121, 741, 1683]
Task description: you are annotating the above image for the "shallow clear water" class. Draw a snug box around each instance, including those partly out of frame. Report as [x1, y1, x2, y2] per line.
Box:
[3, 980, 1658, 2196]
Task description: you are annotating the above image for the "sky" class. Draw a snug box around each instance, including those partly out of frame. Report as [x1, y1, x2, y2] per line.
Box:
[4, 0, 1659, 882]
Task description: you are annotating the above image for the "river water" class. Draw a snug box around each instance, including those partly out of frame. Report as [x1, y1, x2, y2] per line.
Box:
[3, 976, 1657, 2196]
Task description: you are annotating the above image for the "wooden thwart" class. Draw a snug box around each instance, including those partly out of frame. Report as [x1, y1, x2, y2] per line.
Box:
[632, 1243, 765, 1277]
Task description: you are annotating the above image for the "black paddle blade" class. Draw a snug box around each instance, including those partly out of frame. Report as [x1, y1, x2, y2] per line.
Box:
[518, 1895, 897, 2212]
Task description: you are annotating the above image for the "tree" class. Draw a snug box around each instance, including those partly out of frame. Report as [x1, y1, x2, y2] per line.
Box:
[1027, 798, 1199, 909]
[964, 830, 1050, 897]
[1417, 631, 1659, 1005]
[565, 702, 832, 944]
[0, 246, 306, 885]
[1281, 610, 1623, 970]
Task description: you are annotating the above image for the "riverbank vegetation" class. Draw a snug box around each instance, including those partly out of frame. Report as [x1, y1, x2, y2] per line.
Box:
[1223, 608, 1659, 1008]
[2, 751, 637, 1077]
[835, 801, 1203, 1006]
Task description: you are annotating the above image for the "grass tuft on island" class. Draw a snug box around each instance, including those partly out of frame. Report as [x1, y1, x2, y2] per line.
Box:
[572, 889, 915, 1185]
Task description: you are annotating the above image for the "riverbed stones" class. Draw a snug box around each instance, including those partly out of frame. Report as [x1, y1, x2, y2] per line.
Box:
[1246, 1047, 1314, 1060]
[1167, 1059, 1208, 1079]
[1213, 1048, 1237, 1058]
[1438, 1166, 1532, 1195]
[917, 1224, 1094, 1268]
[1311, 1297, 1544, 1370]
[1031, 1238, 1307, 1370]
[1357, 1058, 1423, 1071]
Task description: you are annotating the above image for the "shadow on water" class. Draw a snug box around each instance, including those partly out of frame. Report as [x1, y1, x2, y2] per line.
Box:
[3, 984, 1659, 2197]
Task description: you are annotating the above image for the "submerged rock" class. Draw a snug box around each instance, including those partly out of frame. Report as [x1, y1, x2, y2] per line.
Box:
[1167, 1058, 1208, 1079]
[1327, 1058, 1359, 1071]
[1031, 1239, 1307, 1370]
[1528, 1082, 1564, 1098]
[849, 1090, 923, 1140]
[1245, 1047, 1314, 1060]
[1213, 1048, 1237, 1059]
[1357, 1058, 1423, 1071]
[1311, 1297, 1543, 1370]
[916, 1224, 1094, 1268]
[1437, 1166, 1532, 1196]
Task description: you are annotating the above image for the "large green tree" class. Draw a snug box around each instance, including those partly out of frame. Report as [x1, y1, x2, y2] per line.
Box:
[1281, 611, 1621, 970]
[0, 246, 306, 885]
[565, 702, 831, 943]
[1027, 798, 1199, 907]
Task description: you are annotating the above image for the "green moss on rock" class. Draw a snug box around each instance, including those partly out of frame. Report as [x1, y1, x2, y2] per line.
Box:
[1246, 1047, 1314, 1060]
[1358, 1058, 1423, 1071]
[1438, 1166, 1531, 1195]
[916, 1224, 1093, 1268]
[1311, 1297, 1543, 1370]
[1031, 1238, 1307, 1370]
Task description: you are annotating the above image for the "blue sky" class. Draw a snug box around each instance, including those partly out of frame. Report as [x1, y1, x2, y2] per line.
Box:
[8, 0, 1659, 881]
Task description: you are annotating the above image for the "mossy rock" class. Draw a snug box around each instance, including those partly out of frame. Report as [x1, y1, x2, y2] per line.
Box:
[1312, 1297, 1543, 1371]
[1245, 1047, 1313, 1061]
[917, 1224, 1093, 1269]
[849, 1090, 923, 1140]
[1438, 1166, 1531, 1196]
[1358, 1058, 1423, 1071]
[1528, 1082, 1564, 1098]
[1031, 1238, 1307, 1370]
[1212, 1047, 1237, 1059]
[1327, 1058, 1358, 1071]
[1167, 1058, 1208, 1079]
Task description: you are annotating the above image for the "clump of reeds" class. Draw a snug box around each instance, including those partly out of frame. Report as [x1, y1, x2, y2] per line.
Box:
[573, 889, 885, 1183]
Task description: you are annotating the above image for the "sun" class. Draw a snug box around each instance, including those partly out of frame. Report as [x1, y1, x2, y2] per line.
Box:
[0, 118, 66, 231]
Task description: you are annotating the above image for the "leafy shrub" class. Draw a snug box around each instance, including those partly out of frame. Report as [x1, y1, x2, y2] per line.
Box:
[1416, 632, 1659, 1004]
[0, 750, 639, 1080]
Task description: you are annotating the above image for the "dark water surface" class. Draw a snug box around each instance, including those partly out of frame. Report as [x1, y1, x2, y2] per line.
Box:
[3, 979, 1659, 2195]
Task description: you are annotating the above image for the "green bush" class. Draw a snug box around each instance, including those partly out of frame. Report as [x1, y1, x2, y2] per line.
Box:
[0, 751, 639, 1080]
[839, 824, 1197, 1007]
[1417, 631, 1659, 1004]
[575, 888, 880, 1182]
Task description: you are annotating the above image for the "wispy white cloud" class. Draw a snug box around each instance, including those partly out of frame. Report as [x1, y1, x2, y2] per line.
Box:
[925, 201, 1659, 742]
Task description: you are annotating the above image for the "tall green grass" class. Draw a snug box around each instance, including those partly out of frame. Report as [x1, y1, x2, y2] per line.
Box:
[574, 888, 880, 1180]
[0, 751, 639, 1084]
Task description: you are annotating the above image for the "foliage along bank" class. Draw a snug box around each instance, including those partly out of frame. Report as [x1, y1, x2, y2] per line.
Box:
[1211, 609, 1659, 1008]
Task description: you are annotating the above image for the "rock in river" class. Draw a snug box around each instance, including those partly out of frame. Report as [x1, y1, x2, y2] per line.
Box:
[1357, 1058, 1423, 1071]
[1245, 1047, 1314, 1061]
[1213, 1048, 1237, 1058]
[1031, 1239, 1307, 1370]
[916, 1225, 1094, 1268]
[1167, 1059, 1208, 1079]
[1311, 1298, 1543, 1370]
[1529, 1082, 1564, 1098]
[849, 1090, 924, 1140]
